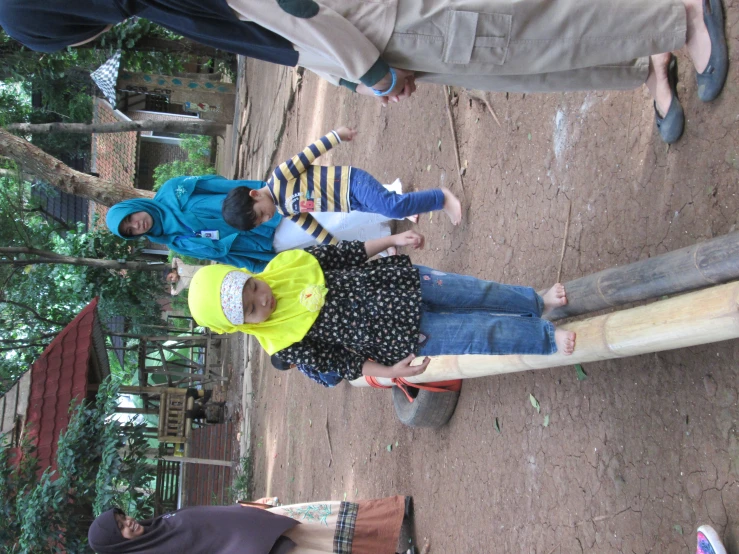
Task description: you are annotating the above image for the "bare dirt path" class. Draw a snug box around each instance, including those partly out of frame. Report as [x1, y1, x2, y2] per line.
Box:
[236, 35, 739, 552]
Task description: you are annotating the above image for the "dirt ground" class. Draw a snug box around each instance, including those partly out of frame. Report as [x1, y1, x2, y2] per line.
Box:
[229, 25, 739, 552]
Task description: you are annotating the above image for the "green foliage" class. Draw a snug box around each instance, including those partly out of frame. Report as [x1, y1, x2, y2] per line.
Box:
[2, 377, 154, 553]
[153, 135, 216, 190]
[0, 434, 38, 550]
[0, 176, 167, 392]
[230, 454, 252, 503]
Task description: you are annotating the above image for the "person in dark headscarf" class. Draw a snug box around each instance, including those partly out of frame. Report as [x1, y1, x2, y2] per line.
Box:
[88, 496, 413, 554]
[88, 505, 298, 554]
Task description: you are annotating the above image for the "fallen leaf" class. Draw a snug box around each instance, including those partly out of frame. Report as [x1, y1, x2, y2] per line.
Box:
[354, 487, 358, 495]
[674, 524, 683, 535]
[386, 444, 393, 452]
[494, 418, 501, 433]
[343, 492, 347, 501]
[529, 394, 540, 413]
[527, 132, 532, 140]
[426, 165, 431, 172]
[575, 364, 588, 381]
[543, 414, 550, 427]
[395, 441, 399, 447]
[438, 139, 442, 150]
[309, 419, 312, 427]
[429, 212, 433, 221]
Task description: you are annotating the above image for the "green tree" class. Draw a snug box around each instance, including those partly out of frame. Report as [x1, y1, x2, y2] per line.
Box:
[0, 174, 167, 391]
[2, 377, 155, 553]
[153, 134, 216, 190]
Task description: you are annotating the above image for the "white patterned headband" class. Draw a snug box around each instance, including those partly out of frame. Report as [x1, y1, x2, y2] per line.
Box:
[220, 271, 251, 325]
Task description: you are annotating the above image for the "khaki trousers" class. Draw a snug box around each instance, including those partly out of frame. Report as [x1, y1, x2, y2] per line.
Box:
[383, 0, 687, 91]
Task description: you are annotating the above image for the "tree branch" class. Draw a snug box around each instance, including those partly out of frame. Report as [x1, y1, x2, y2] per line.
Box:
[0, 129, 154, 206]
[0, 299, 68, 327]
[0, 343, 49, 353]
[6, 120, 227, 137]
[0, 247, 167, 271]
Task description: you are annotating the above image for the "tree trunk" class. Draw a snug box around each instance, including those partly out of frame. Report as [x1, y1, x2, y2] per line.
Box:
[0, 247, 168, 271]
[7, 120, 227, 137]
[0, 128, 153, 205]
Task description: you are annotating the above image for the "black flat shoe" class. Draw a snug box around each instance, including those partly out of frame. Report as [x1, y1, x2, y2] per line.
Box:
[696, 0, 728, 102]
[654, 54, 685, 144]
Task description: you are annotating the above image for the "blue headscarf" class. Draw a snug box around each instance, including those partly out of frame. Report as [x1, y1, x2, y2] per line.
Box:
[106, 175, 281, 272]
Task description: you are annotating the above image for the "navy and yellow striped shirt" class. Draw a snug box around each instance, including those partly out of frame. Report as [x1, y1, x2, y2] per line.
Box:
[266, 131, 351, 245]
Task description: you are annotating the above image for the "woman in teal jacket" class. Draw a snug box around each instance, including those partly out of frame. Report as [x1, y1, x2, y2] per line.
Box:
[106, 175, 280, 272]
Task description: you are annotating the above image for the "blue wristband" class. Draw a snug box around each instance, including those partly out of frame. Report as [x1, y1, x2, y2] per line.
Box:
[372, 68, 397, 97]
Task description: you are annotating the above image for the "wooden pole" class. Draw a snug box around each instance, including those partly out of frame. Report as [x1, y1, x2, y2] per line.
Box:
[546, 232, 739, 320]
[351, 281, 739, 387]
[161, 456, 233, 467]
[115, 406, 159, 415]
[88, 384, 165, 395]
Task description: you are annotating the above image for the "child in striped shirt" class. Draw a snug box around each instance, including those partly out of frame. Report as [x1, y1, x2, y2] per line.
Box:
[221, 126, 462, 245]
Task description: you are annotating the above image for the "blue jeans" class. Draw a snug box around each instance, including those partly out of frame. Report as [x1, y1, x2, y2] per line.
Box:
[415, 266, 557, 356]
[349, 168, 444, 218]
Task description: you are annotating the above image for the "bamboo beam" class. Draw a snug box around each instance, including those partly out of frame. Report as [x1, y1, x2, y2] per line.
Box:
[547, 232, 739, 320]
[351, 281, 739, 387]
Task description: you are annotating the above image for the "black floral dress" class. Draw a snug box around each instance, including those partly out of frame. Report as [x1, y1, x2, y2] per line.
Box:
[275, 241, 422, 381]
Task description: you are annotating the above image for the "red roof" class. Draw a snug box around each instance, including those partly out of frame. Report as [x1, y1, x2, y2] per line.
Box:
[25, 298, 100, 473]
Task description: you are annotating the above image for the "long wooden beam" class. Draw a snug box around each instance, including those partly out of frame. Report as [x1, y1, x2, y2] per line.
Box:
[351, 281, 739, 387]
[546, 232, 739, 320]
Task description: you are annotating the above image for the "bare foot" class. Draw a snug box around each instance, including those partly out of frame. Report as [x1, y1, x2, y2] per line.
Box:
[441, 187, 462, 225]
[405, 214, 419, 223]
[646, 53, 674, 116]
[542, 283, 567, 317]
[554, 329, 576, 356]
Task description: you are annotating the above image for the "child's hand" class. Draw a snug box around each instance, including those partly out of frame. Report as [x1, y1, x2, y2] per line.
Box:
[393, 230, 425, 250]
[391, 354, 430, 377]
[335, 126, 357, 141]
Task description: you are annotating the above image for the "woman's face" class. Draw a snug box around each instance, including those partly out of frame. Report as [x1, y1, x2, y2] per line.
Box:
[242, 278, 276, 323]
[114, 512, 145, 539]
[119, 211, 153, 236]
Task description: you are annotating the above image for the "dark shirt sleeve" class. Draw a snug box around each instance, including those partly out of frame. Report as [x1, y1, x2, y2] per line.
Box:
[305, 240, 367, 271]
[276, 339, 365, 381]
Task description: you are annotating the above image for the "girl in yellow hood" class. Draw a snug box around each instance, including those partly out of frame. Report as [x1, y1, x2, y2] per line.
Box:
[188, 231, 574, 383]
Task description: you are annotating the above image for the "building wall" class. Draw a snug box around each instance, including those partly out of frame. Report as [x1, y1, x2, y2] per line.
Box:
[137, 142, 189, 191]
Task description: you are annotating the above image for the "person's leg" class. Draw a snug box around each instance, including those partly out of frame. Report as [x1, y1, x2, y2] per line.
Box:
[416, 267, 575, 355]
[349, 169, 445, 219]
[385, 0, 686, 80]
[416, 265, 545, 317]
[417, 308, 557, 356]
[415, 60, 649, 93]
